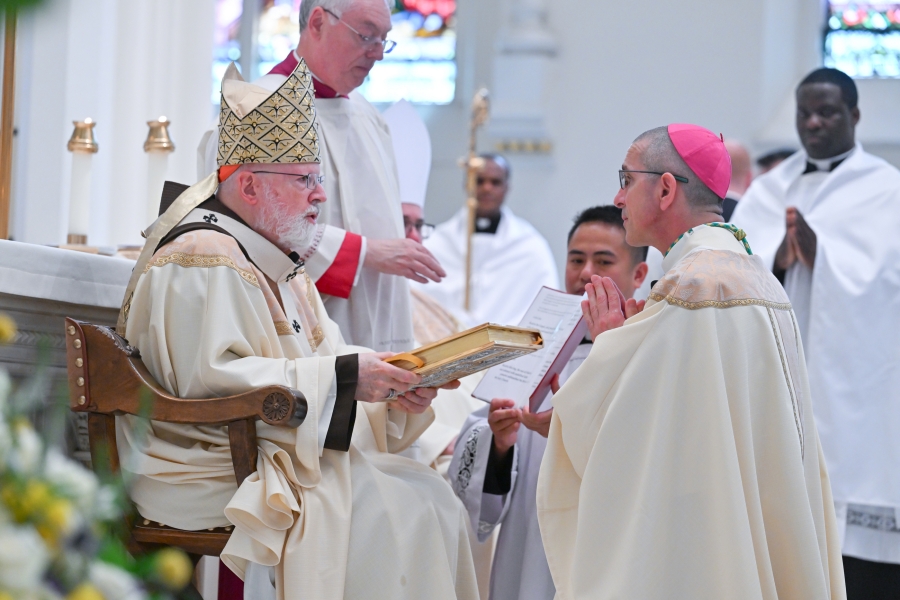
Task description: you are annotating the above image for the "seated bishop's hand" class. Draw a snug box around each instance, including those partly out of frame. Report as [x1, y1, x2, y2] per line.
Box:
[355, 351, 419, 403]
[393, 379, 460, 414]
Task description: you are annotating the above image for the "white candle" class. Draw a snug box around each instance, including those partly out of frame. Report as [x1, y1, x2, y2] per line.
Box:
[145, 151, 169, 228]
[67, 151, 93, 243]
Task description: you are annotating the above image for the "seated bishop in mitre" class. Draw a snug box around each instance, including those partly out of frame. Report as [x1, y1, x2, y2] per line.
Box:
[115, 60, 478, 600]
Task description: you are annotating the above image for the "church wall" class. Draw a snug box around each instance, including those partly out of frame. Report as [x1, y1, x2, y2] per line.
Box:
[419, 0, 900, 279]
[5, 0, 899, 266]
[9, 0, 214, 247]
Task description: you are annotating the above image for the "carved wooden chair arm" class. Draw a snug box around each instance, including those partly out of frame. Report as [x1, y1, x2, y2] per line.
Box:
[65, 317, 310, 488]
[64, 318, 307, 428]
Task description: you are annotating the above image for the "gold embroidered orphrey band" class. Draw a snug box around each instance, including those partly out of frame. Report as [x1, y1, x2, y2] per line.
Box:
[145, 252, 261, 289]
[649, 293, 793, 311]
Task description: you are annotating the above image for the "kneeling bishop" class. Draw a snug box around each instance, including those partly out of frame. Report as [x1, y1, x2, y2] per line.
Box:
[537, 124, 845, 599]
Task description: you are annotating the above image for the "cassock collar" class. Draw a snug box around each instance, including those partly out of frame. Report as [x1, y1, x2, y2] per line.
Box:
[269, 50, 349, 99]
[475, 212, 502, 234]
[803, 146, 855, 174]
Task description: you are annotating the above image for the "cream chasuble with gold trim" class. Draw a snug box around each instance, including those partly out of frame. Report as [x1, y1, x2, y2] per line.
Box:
[537, 225, 845, 600]
[118, 224, 478, 600]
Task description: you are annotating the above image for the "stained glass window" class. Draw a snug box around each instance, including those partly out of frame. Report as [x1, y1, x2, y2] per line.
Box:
[825, 2, 900, 78]
[212, 0, 457, 108]
[358, 0, 458, 104]
[212, 0, 245, 106]
[257, 0, 302, 77]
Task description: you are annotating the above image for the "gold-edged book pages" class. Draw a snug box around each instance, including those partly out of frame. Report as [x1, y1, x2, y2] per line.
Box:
[385, 323, 543, 390]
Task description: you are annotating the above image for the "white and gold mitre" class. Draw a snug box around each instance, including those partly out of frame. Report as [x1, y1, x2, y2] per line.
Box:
[217, 59, 320, 167]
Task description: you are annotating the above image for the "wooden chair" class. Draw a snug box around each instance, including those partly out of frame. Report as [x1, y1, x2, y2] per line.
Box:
[63, 317, 308, 556]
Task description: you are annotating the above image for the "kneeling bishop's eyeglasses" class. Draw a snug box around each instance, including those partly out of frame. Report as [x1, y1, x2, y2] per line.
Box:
[618, 170, 689, 189]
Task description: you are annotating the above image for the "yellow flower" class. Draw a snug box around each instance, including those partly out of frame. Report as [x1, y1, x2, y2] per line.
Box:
[0, 314, 16, 344]
[22, 480, 51, 512]
[0, 591, 15, 600]
[154, 547, 193, 590]
[67, 583, 105, 600]
[44, 498, 75, 534]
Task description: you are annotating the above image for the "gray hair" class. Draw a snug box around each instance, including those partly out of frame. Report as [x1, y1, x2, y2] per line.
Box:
[298, 0, 390, 32]
[633, 127, 721, 209]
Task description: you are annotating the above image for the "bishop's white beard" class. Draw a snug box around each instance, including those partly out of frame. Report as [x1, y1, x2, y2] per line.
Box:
[256, 184, 319, 252]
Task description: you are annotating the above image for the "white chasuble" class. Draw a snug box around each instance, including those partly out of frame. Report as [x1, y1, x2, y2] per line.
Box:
[312, 93, 415, 352]
[118, 223, 477, 600]
[419, 207, 560, 328]
[537, 226, 845, 600]
[732, 146, 900, 563]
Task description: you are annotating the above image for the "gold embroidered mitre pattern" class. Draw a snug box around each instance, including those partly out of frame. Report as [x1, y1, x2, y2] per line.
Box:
[217, 59, 320, 166]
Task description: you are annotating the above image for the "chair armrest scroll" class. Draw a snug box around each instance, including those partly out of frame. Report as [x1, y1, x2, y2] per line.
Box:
[65, 318, 307, 428]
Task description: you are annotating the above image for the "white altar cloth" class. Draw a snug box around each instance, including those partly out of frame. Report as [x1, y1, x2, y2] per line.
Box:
[0, 240, 133, 308]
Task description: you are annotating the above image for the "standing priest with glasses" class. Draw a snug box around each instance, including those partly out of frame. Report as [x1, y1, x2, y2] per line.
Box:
[200, 0, 445, 353]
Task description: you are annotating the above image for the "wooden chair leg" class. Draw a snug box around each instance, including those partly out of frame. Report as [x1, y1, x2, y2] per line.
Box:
[87, 413, 120, 475]
[228, 418, 258, 486]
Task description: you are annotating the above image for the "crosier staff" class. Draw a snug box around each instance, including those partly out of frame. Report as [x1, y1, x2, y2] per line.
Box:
[463, 88, 489, 311]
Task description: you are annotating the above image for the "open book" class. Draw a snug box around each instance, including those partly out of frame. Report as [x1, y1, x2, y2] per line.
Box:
[473, 286, 587, 411]
[383, 323, 543, 392]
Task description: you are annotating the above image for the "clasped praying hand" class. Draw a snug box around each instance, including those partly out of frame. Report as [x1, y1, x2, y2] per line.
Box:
[775, 207, 817, 271]
[582, 274, 645, 340]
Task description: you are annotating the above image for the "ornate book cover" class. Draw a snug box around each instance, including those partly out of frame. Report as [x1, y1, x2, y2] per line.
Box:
[384, 323, 543, 390]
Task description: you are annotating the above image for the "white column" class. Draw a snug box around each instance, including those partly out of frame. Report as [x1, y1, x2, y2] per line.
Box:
[488, 0, 557, 144]
[10, 0, 215, 247]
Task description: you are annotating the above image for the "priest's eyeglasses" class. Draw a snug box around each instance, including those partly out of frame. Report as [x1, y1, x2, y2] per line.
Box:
[618, 170, 689, 189]
[404, 218, 435, 239]
[323, 9, 397, 54]
[253, 171, 325, 190]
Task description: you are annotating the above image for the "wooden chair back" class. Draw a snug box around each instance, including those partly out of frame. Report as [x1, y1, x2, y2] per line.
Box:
[63, 318, 307, 556]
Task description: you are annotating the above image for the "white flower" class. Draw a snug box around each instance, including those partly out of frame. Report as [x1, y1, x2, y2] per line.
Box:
[43, 448, 98, 513]
[0, 523, 50, 592]
[89, 561, 148, 600]
[10, 420, 43, 474]
[93, 484, 120, 521]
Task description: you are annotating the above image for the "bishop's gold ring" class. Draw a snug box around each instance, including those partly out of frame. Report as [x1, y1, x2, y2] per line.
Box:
[385, 389, 399, 401]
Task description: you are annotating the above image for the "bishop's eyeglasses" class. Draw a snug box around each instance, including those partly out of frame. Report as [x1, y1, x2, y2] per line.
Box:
[323, 9, 397, 53]
[618, 170, 689, 189]
[253, 171, 325, 190]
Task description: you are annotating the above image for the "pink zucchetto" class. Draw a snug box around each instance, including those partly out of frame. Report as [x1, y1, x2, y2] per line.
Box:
[667, 124, 732, 199]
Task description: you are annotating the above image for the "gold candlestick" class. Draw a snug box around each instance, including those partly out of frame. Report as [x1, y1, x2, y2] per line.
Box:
[143, 116, 175, 152]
